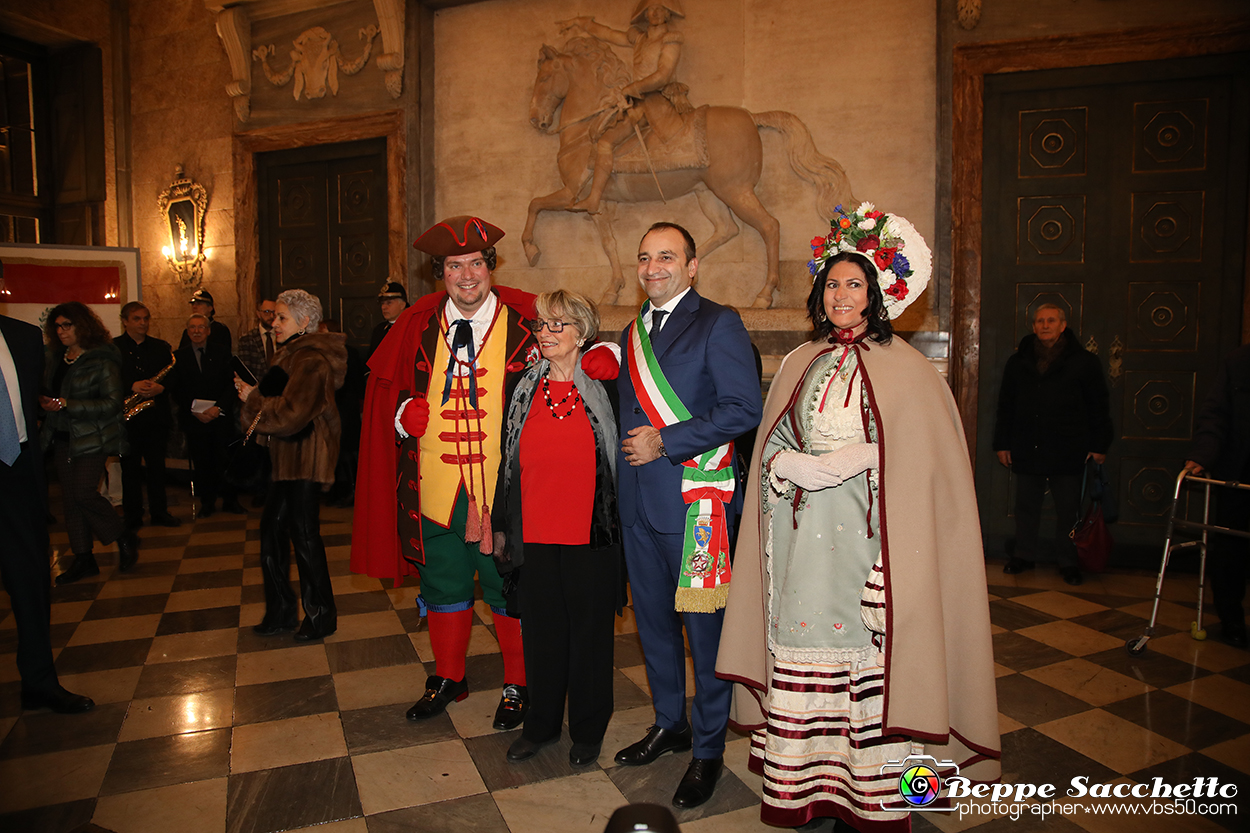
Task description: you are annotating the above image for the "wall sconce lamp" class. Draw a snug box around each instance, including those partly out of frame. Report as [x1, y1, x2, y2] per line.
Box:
[157, 165, 209, 287]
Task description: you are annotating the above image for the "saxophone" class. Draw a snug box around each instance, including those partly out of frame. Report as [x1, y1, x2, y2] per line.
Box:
[123, 353, 177, 421]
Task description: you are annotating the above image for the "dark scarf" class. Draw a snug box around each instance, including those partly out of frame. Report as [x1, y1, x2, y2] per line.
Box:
[1033, 336, 1064, 374]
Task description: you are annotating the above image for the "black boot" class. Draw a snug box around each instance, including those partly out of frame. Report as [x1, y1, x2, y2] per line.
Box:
[55, 552, 100, 585]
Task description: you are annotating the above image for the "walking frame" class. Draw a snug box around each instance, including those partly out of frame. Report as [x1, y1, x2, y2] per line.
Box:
[1126, 471, 1250, 655]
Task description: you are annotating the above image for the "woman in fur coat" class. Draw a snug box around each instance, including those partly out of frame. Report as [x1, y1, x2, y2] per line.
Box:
[238, 289, 347, 641]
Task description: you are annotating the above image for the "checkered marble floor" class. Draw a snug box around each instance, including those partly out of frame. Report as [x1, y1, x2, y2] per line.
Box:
[0, 487, 1247, 833]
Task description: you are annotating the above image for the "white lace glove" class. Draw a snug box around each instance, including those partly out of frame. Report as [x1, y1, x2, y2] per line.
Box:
[771, 451, 844, 491]
[819, 443, 879, 481]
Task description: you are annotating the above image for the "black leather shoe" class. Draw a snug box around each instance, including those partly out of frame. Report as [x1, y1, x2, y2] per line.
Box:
[406, 675, 469, 720]
[493, 684, 528, 731]
[672, 756, 723, 809]
[221, 498, 246, 515]
[293, 617, 336, 642]
[1060, 566, 1083, 586]
[1003, 557, 1035, 575]
[21, 685, 95, 714]
[55, 553, 99, 586]
[569, 741, 601, 766]
[151, 512, 182, 528]
[253, 616, 297, 636]
[117, 532, 140, 572]
[506, 734, 558, 763]
[1219, 624, 1248, 650]
[614, 724, 693, 766]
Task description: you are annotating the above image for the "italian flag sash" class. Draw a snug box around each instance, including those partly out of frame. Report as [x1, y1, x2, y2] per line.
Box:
[627, 304, 734, 613]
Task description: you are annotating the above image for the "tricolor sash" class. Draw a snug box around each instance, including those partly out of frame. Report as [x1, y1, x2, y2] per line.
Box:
[627, 304, 734, 612]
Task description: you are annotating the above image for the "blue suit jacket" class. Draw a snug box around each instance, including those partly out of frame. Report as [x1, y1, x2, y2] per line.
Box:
[617, 290, 763, 534]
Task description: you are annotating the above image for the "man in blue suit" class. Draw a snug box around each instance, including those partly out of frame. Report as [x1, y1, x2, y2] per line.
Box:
[615, 222, 762, 809]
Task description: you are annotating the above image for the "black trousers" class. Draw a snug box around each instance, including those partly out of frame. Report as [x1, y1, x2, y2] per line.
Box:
[122, 420, 169, 523]
[0, 443, 58, 692]
[518, 541, 619, 745]
[185, 421, 235, 507]
[53, 443, 125, 556]
[258, 479, 336, 632]
[1014, 472, 1082, 569]
[1211, 486, 1248, 632]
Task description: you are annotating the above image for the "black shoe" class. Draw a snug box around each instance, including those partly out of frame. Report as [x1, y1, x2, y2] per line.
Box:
[1003, 557, 1035, 575]
[1219, 623, 1248, 650]
[1060, 566, 1083, 586]
[293, 617, 336, 642]
[198, 501, 215, 518]
[151, 512, 182, 528]
[493, 684, 529, 731]
[614, 724, 693, 766]
[570, 741, 601, 766]
[672, 756, 723, 809]
[55, 553, 100, 586]
[252, 616, 297, 636]
[221, 498, 246, 515]
[21, 685, 95, 714]
[117, 532, 140, 572]
[406, 675, 469, 720]
[506, 734, 558, 763]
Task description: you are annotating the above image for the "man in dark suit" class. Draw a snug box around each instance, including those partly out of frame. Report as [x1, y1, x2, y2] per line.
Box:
[236, 297, 277, 383]
[178, 289, 232, 354]
[614, 222, 762, 808]
[367, 279, 408, 360]
[0, 264, 94, 713]
[172, 313, 243, 517]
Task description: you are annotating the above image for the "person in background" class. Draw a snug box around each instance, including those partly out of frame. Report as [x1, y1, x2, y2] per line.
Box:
[1184, 343, 1250, 650]
[493, 290, 622, 767]
[237, 298, 278, 383]
[367, 280, 408, 359]
[319, 318, 365, 507]
[173, 313, 244, 517]
[115, 302, 179, 529]
[40, 302, 139, 584]
[178, 289, 232, 353]
[993, 303, 1113, 586]
[238, 289, 346, 641]
[0, 264, 95, 713]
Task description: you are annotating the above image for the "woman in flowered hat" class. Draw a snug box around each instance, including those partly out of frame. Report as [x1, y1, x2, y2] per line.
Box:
[717, 204, 1001, 830]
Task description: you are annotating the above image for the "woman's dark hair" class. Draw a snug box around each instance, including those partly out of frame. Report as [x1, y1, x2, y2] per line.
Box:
[806, 252, 894, 344]
[44, 301, 114, 350]
[431, 246, 498, 280]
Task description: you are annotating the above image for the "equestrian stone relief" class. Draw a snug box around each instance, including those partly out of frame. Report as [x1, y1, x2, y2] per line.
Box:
[524, 0, 856, 308]
[254, 24, 379, 102]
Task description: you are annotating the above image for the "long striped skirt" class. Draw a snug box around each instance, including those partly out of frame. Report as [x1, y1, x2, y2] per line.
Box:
[749, 655, 919, 832]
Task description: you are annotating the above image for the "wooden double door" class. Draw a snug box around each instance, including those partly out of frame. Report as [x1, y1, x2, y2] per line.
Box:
[976, 53, 1250, 561]
[257, 137, 389, 352]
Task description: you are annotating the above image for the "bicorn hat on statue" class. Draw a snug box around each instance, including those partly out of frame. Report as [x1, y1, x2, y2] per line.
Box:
[377, 280, 408, 303]
[631, 0, 685, 25]
[807, 202, 932, 320]
[189, 289, 214, 306]
[412, 216, 505, 257]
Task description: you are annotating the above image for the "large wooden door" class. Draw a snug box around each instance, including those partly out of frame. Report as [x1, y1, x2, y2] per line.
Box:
[257, 138, 389, 351]
[976, 54, 1250, 563]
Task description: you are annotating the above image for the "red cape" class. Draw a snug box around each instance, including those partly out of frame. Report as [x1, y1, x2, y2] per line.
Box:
[349, 286, 537, 583]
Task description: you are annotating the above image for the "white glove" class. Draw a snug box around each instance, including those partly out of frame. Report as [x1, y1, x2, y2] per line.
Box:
[771, 451, 843, 491]
[818, 443, 879, 481]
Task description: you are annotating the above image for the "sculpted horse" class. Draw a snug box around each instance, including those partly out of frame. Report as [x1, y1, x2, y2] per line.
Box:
[523, 38, 856, 308]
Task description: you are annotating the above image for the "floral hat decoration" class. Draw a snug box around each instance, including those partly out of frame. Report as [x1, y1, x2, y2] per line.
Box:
[808, 202, 932, 319]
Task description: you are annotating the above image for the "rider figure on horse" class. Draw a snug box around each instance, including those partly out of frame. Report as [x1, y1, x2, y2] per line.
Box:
[559, 1, 692, 214]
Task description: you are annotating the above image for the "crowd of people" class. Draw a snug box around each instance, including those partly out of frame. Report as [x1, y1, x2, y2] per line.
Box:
[2, 201, 1245, 831]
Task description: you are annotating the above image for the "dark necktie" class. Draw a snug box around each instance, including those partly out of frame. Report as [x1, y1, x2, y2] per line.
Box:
[195, 347, 204, 371]
[650, 309, 668, 337]
[442, 320, 478, 407]
[263, 330, 273, 362]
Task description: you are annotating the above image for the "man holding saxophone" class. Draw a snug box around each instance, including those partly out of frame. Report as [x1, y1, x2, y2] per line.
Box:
[116, 302, 180, 529]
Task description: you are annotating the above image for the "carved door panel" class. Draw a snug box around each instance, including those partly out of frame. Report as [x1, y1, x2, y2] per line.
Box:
[976, 54, 1250, 561]
[258, 137, 388, 351]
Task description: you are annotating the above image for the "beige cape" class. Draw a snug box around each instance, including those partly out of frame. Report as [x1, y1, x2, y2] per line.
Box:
[717, 336, 1002, 780]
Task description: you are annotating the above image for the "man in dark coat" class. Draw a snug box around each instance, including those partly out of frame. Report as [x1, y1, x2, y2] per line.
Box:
[115, 302, 180, 529]
[994, 303, 1113, 586]
[236, 297, 277, 383]
[1184, 344, 1250, 649]
[0, 264, 94, 713]
[178, 289, 232, 353]
[367, 280, 408, 360]
[172, 313, 243, 517]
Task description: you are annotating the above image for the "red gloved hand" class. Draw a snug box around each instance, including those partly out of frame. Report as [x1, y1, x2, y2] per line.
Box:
[400, 397, 430, 438]
[581, 347, 620, 380]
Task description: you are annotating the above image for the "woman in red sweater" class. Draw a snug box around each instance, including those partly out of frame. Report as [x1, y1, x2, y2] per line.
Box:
[492, 289, 621, 767]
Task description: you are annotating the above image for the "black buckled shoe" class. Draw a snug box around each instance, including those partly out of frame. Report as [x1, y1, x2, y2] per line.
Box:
[672, 755, 723, 809]
[406, 675, 469, 720]
[55, 553, 99, 586]
[117, 531, 140, 572]
[614, 724, 693, 766]
[493, 684, 529, 731]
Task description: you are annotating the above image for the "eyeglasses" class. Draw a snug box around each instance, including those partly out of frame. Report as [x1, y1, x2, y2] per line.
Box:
[54, 321, 74, 330]
[531, 319, 574, 333]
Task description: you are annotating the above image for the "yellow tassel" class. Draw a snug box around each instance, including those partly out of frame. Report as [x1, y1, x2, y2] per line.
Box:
[674, 583, 730, 613]
[465, 495, 481, 542]
[479, 504, 493, 554]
